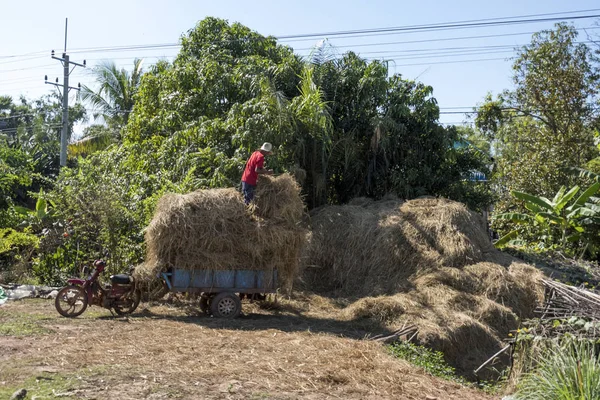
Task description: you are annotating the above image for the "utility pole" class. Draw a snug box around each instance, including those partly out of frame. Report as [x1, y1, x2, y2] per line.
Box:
[45, 18, 85, 167]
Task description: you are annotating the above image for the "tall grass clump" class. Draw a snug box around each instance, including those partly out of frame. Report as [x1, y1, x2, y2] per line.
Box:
[515, 340, 600, 400]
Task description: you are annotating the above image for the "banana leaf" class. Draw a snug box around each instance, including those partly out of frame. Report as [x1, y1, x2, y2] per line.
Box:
[554, 185, 579, 211]
[575, 207, 598, 218]
[494, 213, 534, 224]
[584, 203, 600, 213]
[571, 167, 600, 182]
[552, 186, 567, 205]
[13, 206, 31, 216]
[494, 230, 518, 248]
[35, 196, 47, 220]
[573, 182, 600, 206]
[587, 196, 600, 204]
[567, 206, 583, 220]
[525, 202, 543, 214]
[512, 191, 554, 211]
[536, 212, 564, 225]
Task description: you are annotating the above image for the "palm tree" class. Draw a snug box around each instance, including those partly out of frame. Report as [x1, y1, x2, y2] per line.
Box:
[80, 58, 144, 128]
[290, 65, 333, 207]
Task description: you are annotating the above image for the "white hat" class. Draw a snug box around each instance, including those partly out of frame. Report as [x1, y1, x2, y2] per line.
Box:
[260, 142, 273, 152]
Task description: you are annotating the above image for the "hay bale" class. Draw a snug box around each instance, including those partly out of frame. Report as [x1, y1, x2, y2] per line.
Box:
[135, 173, 306, 290]
[343, 289, 510, 377]
[252, 174, 305, 223]
[302, 196, 492, 296]
[302, 196, 544, 376]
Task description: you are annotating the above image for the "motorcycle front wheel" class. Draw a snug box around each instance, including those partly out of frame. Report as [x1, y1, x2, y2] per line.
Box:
[113, 288, 141, 316]
[55, 286, 88, 318]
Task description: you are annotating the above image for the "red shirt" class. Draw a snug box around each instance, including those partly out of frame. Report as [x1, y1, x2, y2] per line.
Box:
[241, 151, 264, 186]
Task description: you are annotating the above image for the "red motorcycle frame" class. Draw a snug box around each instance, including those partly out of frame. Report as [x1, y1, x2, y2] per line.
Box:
[55, 259, 141, 317]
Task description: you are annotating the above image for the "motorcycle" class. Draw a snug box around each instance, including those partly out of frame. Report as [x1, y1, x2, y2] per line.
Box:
[55, 259, 141, 317]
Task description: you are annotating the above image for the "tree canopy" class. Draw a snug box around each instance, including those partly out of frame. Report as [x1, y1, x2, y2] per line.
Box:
[476, 23, 600, 200]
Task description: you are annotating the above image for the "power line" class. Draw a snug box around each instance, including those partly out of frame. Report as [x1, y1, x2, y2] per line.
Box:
[0, 25, 596, 65]
[293, 26, 600, 51]
[3, 24, 598, 63]
[340, 40, 595, 57]
[0, 124, 64, 133]
[0, 50, 48, 60]
[278, 11, 600, 41]
[1, 8, 598, 60]
[0, 55, 48, 66]
[0, 113, 38, 120]
[0, 64, 56, 73]
[58, 12, 600, 52]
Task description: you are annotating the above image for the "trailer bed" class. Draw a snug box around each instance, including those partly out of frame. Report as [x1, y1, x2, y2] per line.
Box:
[162, 268, 278, 294]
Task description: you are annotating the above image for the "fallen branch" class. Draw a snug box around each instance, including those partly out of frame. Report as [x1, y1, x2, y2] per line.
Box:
[474, 344, 511, 376]
[371, 325, 418, 344]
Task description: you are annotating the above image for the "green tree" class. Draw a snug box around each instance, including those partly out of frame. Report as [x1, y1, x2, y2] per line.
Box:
[290, 65, 333, 207]
[80, 58, 144, 130]
[476, 23, 600, 201]
[0, 142, 33, 209]
[0, 94, 86, 209]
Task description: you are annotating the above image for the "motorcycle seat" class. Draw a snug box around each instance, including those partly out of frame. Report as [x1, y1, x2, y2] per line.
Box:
[110, 274, 132, 285]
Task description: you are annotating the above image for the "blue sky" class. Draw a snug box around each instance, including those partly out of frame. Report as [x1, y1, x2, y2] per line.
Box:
[1, 0, 599, 130]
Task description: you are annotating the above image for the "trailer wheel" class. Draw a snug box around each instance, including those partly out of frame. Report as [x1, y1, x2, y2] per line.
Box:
[210, 292, 241, 318]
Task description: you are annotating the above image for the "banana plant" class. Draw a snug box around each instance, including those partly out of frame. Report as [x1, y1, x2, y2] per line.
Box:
[494, 181, 600, 248]
[13, 189, 55, 228]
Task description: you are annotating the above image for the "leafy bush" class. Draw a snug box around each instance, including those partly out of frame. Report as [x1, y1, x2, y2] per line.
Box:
[0, 227, 39, 282]
[494, 182, 600, 258]
[0, 228, 39, 255]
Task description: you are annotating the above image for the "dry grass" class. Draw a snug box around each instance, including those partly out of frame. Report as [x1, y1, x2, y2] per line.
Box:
[301, 196, 545, 377]
[302, 197, 493, 295]
[0, 299, 494, 399]
[135, 174, 306, 290]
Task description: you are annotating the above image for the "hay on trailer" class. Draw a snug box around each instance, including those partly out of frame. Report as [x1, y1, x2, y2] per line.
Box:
[251, 174, 305, 223]
[301, 196, 544, 377]
[135, 173, 306, 290]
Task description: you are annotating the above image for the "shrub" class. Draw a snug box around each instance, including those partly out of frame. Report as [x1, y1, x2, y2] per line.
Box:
[0, 228, 39, 282]
[515, 340, 600, 400]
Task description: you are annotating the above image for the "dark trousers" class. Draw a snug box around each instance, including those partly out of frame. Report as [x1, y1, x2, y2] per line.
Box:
[241, 181, 256, 205]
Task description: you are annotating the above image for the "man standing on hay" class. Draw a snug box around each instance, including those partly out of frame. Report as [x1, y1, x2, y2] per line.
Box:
[241, 142, 273, 204]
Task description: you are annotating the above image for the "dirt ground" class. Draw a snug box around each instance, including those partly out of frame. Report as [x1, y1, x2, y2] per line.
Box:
[0, 298, 496, 400]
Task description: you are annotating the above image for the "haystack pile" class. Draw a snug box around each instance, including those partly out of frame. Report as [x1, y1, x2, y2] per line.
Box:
[301, 197, 544, 376]
[135, 174, 306, 290]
